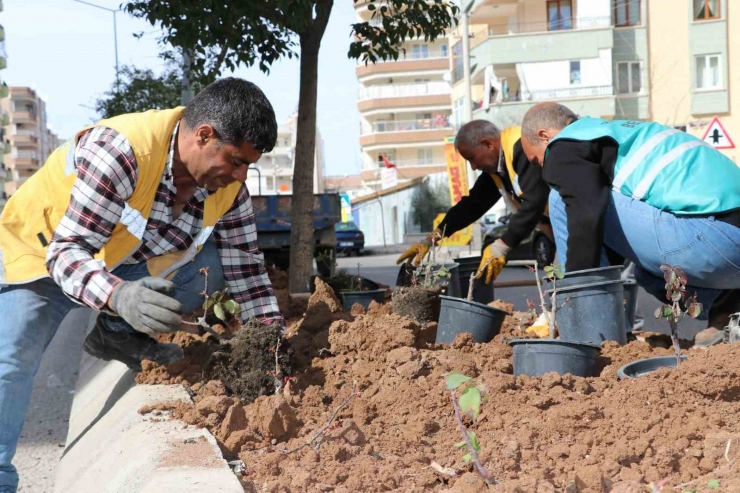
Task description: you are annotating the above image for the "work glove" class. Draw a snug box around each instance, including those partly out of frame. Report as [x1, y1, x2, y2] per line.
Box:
[108, 277, 183, 336]
[476, 239, 510, 284]
[396, 229, 442, 265]
[526, 312, 552, 338]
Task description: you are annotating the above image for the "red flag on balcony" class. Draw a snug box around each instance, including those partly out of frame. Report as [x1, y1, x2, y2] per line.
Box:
[380, 154, 397, 169]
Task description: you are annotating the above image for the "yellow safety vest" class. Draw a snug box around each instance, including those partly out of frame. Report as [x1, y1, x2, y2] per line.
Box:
[490, 125, 549, 216]
[0, 107, 241, 284]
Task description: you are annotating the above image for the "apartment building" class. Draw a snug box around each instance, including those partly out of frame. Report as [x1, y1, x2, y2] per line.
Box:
[648, 0, 739, 162]
[246, 112, 326, 196]
[0, 11, 7, 207]
[453, 0, 649, 131]
[354, 0, 455, 190]
[1, 87, 60, 198]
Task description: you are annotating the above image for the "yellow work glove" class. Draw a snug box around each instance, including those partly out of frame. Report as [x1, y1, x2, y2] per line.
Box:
[476, 239, 511, 284]
[526, 312, 552, 338]
[396, 230, 441, 265]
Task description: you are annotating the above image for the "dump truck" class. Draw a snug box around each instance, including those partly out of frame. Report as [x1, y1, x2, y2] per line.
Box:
[251, 193, 341, 276]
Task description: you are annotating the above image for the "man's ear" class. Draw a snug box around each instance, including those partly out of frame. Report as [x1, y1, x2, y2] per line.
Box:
[194, 124, 216, 147]
[537, 129, 551, 146]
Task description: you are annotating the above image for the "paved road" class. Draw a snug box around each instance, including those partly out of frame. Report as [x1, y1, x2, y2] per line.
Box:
[14, 308, 93, 493]
[337, 253, 706, 338]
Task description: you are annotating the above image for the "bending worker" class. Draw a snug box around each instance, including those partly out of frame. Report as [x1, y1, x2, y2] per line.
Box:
[521, 102, 740, 347]
[0, 78, 284, 491]
[397, 120, 551, 283]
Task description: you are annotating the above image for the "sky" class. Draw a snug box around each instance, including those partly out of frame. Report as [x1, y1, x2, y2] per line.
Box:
[0, 0, 362, 176]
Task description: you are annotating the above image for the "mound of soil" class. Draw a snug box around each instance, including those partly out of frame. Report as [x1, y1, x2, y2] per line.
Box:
[137, 279, 740, 493]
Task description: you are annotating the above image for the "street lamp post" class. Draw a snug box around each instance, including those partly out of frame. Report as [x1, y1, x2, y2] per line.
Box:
[72, 0, 121, 92]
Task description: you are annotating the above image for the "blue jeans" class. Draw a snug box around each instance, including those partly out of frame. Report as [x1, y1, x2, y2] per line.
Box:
[549, 189, 740, 319]
[0, 241, 224, 492]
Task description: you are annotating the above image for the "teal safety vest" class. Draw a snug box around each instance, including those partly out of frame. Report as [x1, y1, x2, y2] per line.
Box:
[547, 117, 740, 215]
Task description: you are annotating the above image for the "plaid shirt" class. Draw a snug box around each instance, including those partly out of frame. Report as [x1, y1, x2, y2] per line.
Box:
[45, 122, 283, 326]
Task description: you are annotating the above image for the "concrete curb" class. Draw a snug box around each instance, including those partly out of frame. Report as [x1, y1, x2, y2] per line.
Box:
[54, 351, 242, 493]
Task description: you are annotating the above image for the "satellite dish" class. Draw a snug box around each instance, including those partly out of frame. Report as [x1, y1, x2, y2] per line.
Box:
[442, 71, 452, 83]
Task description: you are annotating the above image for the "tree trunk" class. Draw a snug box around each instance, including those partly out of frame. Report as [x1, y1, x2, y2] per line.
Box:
[288, 0, 334, 294]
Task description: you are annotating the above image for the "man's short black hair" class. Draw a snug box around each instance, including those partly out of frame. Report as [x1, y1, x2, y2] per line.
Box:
[182, 77, 277, 153]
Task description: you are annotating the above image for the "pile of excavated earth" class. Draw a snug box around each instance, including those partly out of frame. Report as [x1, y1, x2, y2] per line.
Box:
[137, 268, 740, 493]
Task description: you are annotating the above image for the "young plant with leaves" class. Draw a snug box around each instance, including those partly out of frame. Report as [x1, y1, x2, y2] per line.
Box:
[444, 372, 497, 484]
[180, 267, 240, 340]
[654, 264, 702, 366]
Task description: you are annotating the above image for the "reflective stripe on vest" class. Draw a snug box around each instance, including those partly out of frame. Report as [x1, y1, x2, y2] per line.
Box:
[547, 117, 740, 216]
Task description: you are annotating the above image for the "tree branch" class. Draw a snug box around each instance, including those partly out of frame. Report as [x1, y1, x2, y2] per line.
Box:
[449, 389, 497, 484]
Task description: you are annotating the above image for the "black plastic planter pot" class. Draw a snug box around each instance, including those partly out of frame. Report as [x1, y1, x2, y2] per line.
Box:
[340, 289, 386, 310]
[543, 265, 624, 289]
[617, 355, 688, 379]
[622, 280, 639, 332]
[455, 255, 494, 304]
[546, 279, 627, 346]
[509, 339, 601, 377]
[396, 262, 461, 298]
[435, 295, 507, 344]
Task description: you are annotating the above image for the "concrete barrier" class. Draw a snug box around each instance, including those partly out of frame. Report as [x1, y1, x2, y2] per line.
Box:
[54, 350, 242, 492]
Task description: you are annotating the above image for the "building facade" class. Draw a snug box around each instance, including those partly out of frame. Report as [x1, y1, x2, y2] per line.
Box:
[1, 87, 59, 199]
[648, 0, 739, 162]
[453, 0, 650, 132]
[354, 0, 455, 190]
[246, 112, 326, 196]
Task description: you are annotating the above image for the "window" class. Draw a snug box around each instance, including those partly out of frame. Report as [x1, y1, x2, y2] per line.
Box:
[453, 98, 465, 129]
[569, 61, 581, 85]
[696, 55, 721, 90]
[694, 0, 720, 20]
[452, 41, 463, 83]
[617, 61, 642, 94]
[417, 148, 434, 165]
[415, 112, 432, 129]
[614, 0, 641, 26]
[411, 44, 429, 59]
[377, 151, 396, 168]
[440, 44, 448, 58]
[547, 0, 572, 31]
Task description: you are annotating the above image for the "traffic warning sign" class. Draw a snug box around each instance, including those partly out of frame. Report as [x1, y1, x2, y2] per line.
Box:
[701, 116, 735, 149]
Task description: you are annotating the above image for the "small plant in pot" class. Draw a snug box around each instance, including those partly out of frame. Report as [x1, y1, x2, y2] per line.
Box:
[435, 265, 509, 345]
[617, 264, 702, 379]
[392, 232, 451, 325]
[508, 261, 602, 378]
[336, 263, 386, 310]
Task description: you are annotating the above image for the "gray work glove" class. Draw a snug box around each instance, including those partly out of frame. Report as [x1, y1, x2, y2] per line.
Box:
[108, 277, 183, 336]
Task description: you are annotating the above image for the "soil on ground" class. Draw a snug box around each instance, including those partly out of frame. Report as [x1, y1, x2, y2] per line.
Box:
[392, 285, 443, 324]
[137, 276, 740, 493]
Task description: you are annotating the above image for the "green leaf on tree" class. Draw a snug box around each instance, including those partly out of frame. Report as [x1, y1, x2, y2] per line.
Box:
[467, 431, 480, 452]
[708, 479, 720, 489]
[203, 298, 214, 311]
[459, 387, 481, 421]
[687, 302, 702, 319]
[462, 452, 472, 464]
[214, 303, 226, 322]
[544, 265, 554, 273]
[444, 372, 471, 390]
[454, 440, 467, 449]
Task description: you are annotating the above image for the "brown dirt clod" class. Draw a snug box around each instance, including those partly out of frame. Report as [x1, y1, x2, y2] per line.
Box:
[391, 285, 442, 324]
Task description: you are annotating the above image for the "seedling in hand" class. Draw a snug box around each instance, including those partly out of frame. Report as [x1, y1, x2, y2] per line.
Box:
[654, 264, 702, 366]
[443, 371, 497, 484]
[180, 267, 241, 341]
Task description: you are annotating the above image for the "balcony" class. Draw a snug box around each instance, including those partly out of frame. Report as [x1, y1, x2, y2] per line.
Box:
[470, 16, 613, 67]
[0, 83, 7, 98]
[11, 111, 37, 124]
[356, 51, 449, 79]
[10, 132, 38, 145]
[358, 81, 451, 112]
[11, 157, 40, 170]
[473, 85, 616, 128]
[361, 160, 446, 182]
[359, 118, 453, 147]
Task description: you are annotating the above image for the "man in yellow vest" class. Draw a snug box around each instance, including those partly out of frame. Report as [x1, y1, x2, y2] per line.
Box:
[397, 119, 552, 283]
[0, 77, 284, 490]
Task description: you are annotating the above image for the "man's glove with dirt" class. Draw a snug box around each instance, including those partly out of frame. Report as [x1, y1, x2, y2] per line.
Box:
[108, 277, 183, 336]
[396, 229, 442, 265]
[476, 239, 510, 284]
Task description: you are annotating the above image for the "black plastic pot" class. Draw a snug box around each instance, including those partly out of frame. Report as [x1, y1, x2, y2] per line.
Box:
[543, 265, 624, 289]
[622, 280, 639, 333]
[546, 279, 627, 346]
[617, 355, 688, 379]
[509, 339, 601, 377]
[435, 295, 507, 344]
[455, 255, 494, 304]
[340, 289, 386, 310]
[396, 262, 461, 298]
